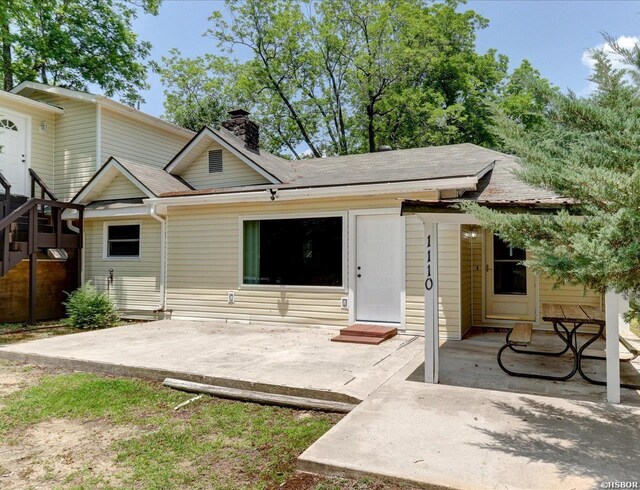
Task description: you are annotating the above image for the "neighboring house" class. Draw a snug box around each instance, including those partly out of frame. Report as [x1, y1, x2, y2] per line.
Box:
[0, 83, 193, 322]
[63, 107, 602, 338]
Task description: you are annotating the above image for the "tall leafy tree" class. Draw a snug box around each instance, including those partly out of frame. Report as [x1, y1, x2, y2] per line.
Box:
[464, 41, 640, 317]
[152, 49, 230, 131]
[157, 0, 519, 157]
[0, 0, 160, 104]
[497, 59, 558, 133]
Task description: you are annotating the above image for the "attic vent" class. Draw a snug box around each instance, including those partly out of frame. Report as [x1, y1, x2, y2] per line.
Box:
[208, 149, 223, 173]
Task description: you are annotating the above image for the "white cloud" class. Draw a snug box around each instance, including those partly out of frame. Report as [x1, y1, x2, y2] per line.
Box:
[578, 35, 639, 96]
[581, 35, 640, 71]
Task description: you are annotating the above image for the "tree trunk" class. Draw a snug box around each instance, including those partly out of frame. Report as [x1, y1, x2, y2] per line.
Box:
[0, 6, 13, 91]
[367, 102, 376, 153]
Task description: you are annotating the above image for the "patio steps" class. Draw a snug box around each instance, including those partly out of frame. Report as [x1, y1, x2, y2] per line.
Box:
[331, 324, 397, 345]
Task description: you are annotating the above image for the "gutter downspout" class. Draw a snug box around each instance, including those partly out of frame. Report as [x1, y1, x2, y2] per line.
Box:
[149, 204, 167, 312]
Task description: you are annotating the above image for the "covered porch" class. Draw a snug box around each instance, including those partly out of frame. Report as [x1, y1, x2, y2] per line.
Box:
[402, 195, 637, 404]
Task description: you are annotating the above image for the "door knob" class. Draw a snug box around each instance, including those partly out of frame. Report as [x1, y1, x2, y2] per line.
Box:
[357, 274, 362, 278]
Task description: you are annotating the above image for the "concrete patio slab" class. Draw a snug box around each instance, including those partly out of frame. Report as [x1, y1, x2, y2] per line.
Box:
[299, 355, 640, 489]
[0, 320, 422, 404]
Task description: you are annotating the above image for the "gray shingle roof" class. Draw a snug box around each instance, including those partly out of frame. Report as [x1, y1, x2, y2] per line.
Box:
[116, 158, 191, 196]
[283, 143, 497, 187]
[213, 137, 504, 187]
[450, 154, 565, 204]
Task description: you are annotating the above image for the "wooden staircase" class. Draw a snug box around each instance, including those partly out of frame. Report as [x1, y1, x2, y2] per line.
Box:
[331, 324, 398, 345]
[0, 169, 84, 323]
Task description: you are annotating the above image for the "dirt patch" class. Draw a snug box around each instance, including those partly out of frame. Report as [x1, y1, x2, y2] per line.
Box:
[0, 418, 138, 489]
[0, 362, 48, 402]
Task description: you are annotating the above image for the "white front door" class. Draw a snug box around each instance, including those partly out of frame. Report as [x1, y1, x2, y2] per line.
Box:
[0, 113, 28, 195]
[355, 214, 402, 324]
[485, 231, 536, 321]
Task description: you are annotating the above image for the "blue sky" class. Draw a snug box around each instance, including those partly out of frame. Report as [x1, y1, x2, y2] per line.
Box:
[131, 0, 640, 118]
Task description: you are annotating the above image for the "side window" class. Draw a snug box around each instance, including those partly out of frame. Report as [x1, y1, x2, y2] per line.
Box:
[105, 224, 140, 259]
[208, 149, 223, 173]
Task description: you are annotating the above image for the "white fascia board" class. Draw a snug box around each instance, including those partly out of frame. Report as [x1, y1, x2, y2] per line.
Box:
[11, 80, 99, 102]
[0, 89, 65, 114]
[145, 176, 479, 208]
[165, 128, 280, 184]
[63, 205, 149, 221]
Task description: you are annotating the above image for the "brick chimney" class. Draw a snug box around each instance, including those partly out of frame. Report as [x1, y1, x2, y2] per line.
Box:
[221, 109, 259, 153]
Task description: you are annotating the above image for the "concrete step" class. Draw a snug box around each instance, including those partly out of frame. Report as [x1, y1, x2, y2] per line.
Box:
[331, 334, 387, 345]
[340, 324, 398, 339]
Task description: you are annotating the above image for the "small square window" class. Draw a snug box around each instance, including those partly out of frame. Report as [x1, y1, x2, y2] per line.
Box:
[106, 224, 140, 258]
[208, 149, 223, 173]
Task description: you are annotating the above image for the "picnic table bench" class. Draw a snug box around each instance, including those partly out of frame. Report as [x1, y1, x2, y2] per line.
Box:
[497, 303, 639, 389]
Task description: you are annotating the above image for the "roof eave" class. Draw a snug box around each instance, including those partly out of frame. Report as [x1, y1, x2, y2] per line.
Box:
[0, 89, 65, 114]
[146, 175, 480, 208]
[401, 199, 578, 216]
[11, 81, 193, 138]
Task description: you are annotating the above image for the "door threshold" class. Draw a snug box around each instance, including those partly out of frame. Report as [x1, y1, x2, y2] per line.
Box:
[353, 321, 401, 327]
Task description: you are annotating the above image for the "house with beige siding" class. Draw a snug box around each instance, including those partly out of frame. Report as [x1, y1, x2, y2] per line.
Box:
[2, 84, 629, 402]
[65, 109, 604, 342]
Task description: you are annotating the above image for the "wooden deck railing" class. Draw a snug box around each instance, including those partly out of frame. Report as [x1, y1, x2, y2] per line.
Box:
[29, 168, 57, 201]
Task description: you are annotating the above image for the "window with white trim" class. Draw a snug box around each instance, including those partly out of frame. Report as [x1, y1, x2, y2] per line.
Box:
[242, 216, 343, 287]
[106, 224, 140, 258]
[208, 149, 223, 173]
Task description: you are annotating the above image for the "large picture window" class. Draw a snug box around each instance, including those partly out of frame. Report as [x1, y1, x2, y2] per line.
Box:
[105, 224, 140, 259]
[243, 216, 343, 287]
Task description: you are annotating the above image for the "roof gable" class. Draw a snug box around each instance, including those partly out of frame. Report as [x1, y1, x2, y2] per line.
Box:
[179, 141, 270, 189]
[72, 157, 191, 204]
[93, 173, 148, 201]
[164, 127, 284, 184]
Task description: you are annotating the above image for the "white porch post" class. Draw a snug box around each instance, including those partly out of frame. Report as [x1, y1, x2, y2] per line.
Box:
[605, 290, 621, 404]
[420, 217, 439, 384]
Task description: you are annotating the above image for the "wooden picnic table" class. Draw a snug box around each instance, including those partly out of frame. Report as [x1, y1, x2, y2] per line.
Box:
[498, 303, 606, 383]
[541, 303, 605, 327]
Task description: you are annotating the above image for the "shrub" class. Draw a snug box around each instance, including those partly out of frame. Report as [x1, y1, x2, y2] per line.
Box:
[64, 284, 120, 330]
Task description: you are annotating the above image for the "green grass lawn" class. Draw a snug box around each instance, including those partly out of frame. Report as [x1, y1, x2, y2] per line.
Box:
[0, 364, 396, 490]
[630, 319, 640, 339]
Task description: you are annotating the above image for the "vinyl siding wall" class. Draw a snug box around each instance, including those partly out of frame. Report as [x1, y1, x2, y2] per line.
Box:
[100, 108, 190, 169]
[0, 99, 55, 191]
[404, 221, 461, 338]
[29, 93, 97, 201]
[85, 217, 161, 312]
[163, 193, 467, 333]
[95, 173, 147, 201]
[179, 142, 270, 189]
